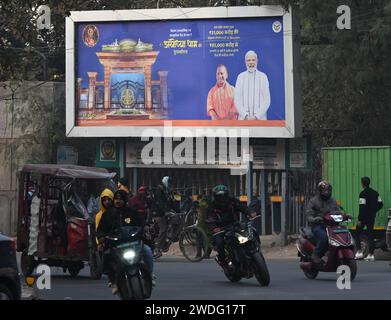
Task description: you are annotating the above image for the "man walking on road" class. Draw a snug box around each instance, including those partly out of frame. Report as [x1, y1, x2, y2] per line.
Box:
[355, 177, 383, 261]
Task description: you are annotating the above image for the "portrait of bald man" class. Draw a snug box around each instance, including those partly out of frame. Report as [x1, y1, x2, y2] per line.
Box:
[206, 64, 238, 120]
[234, 50, 271, 120]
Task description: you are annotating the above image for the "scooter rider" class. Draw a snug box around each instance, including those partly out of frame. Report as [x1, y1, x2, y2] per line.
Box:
[206, 185, 255, 268]
[97, 190, 154, 294]
[306, 181, 351, 265]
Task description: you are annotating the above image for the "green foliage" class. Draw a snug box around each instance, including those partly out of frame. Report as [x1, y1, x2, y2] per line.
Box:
[302, 0, 391, 153]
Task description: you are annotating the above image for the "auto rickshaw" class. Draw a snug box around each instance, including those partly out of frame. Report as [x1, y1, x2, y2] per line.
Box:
[16, 164, 116, 279]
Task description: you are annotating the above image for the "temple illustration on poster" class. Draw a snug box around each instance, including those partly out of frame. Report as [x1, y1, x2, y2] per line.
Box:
[76, 37, 169, 125]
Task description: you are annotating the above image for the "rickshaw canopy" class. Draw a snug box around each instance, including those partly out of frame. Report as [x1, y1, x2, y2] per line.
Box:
[21, 164, 116, 180]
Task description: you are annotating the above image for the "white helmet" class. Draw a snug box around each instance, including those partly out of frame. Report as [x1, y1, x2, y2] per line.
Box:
[162, 176, 172, 189]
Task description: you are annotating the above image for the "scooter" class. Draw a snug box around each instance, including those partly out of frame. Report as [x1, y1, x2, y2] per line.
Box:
[297, 211, 357, 281]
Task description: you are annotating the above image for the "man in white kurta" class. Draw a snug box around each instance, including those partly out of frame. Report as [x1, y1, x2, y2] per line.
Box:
[235, 51, 271, 120]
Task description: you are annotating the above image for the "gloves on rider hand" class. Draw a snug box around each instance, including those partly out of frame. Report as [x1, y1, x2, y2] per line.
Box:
[97, 238, 105, 251]
[345, 215, 353, 220]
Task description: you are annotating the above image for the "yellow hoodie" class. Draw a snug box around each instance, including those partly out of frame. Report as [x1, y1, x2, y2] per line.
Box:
[95, 188, 114, 232]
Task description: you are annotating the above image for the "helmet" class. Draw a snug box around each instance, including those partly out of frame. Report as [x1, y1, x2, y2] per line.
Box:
[162, 176, 172, 189]
[212, 185, 229, 205]
[317, 180, 332, 201]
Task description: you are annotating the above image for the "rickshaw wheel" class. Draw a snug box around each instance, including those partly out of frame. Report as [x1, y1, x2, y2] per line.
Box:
[21, 250, 35, 276]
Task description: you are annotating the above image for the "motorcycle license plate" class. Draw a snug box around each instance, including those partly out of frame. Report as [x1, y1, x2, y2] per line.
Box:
[333, 229, 349, 233]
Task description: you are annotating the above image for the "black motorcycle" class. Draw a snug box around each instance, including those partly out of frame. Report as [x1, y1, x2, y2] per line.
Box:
[215, 217, 270, 287]
[104, 226, 152, 300]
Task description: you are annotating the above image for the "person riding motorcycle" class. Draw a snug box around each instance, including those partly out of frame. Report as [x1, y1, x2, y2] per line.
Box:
[128, 186, 153, 225]
[206, 185, 255, 268]
[128, 186, 155, 251]
[152, 176, 176, 258]
[96, 190, 154, 294]
[306, 181, 351, 265]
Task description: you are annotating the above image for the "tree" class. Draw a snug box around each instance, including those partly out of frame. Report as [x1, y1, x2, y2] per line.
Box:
[301, 0, 391, 154]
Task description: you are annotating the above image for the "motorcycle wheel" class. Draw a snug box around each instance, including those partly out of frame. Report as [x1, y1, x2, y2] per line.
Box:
[300, 256, 319, 279]
[224, 269, 242, 282]
[119, 269, 151, 300]
[340, 259, 357, 281]
[303, 269, 319, 279]
[222, 259, 241, 282]
[129, 275, 145, 300]
[252, 252, 270, 287]
[118, 274, 130, 300]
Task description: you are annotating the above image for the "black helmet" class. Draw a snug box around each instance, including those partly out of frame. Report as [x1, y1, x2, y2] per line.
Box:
[212, 184, 229, 205]
[317, 180, 332, 201]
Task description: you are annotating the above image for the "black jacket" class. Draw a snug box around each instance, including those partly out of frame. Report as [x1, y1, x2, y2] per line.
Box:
[305, 195, 340, 226]
[153, 184, 176, 217]
[206, 197, 251, 233]
[96, 206, 143, 240]
[359, 187, 383, 223]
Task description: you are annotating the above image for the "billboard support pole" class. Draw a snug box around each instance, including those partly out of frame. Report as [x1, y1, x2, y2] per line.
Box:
[246, 160, 253, 206]
[132, 167, 138, 195]
[119, 138, 125, 178]
[260, 169, 266, 235]
[281, 171, 287, 245]
[246, 146, 254, 219]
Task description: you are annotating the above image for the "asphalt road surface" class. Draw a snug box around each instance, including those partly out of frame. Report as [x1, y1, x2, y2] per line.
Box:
[27, 257, 391, 300]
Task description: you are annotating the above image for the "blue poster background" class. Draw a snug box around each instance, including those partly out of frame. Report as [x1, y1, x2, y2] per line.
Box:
[76, 17, 285, 121]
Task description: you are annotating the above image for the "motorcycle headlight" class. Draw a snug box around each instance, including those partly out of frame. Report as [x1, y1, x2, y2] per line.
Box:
[237, 235, 249, 244]
[329, 239, 341, 247]
[123, 249, 137, 262]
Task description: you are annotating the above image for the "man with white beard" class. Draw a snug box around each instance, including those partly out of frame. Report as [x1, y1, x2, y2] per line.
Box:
[234, 50, 271, 120]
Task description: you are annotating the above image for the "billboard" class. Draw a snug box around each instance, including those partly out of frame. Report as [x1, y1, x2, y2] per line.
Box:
[66, 6, 301, 138]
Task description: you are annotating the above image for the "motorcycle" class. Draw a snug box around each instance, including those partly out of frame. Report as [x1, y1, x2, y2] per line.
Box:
[104, 226, 153, 300]
[214, 217, 270, 287]
[297, 211, 357, 281]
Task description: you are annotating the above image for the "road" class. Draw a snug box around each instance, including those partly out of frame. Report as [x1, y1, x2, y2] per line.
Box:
[27, 257, 391, 300]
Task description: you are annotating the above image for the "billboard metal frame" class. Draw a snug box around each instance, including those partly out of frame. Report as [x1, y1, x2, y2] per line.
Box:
[66, 5, 301, 138]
